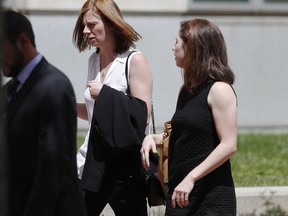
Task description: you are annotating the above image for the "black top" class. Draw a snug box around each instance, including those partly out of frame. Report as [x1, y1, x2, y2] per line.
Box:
[166, 81, 236, 216]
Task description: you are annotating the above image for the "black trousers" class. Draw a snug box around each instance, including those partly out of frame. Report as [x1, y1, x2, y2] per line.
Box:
[84, 175, 148, 216]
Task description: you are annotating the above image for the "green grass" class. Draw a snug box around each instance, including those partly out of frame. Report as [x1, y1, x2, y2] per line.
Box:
[77, 133, 288, 187]
[77, 136, 85, 150]
[231, 133, 288, 187]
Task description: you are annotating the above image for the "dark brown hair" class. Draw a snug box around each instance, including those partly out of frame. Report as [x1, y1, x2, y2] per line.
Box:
[1, 10, 36, 47]
[179, 19, 235, 92]
[72, 0, 141, 53]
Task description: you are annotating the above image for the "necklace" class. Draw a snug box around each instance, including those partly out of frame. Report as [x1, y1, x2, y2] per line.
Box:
[100, 54, 117, 82]
[100, 62, 112, 82]
[101, 70, 107, 80]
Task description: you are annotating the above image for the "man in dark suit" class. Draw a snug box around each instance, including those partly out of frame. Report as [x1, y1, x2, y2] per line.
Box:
[1, 10, 86, 216]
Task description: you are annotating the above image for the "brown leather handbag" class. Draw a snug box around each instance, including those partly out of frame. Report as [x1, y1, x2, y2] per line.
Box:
[146, 114, 171, 206]
[157, 121, 172, 196]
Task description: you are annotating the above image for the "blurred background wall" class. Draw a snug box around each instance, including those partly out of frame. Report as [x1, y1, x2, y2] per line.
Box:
[2, 0, 288, 134]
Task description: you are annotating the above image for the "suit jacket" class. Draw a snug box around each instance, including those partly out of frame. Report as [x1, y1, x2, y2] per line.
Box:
[3, 57, 86, 216]
[81, 84, 147, 193]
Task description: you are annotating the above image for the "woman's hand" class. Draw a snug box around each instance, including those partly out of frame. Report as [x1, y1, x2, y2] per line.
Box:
[140, 135, 158, 171]
[171, 174, 195, 208]
[87, 80, 103, 100]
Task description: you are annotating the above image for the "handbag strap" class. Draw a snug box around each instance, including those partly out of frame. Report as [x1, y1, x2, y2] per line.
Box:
[151, 102, 156, 134]
[124, 50, 156, 134]
[125, 50, 137, 95]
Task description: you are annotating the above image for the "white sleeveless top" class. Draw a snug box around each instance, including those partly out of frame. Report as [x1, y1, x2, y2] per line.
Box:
[77, 49, 139, 178]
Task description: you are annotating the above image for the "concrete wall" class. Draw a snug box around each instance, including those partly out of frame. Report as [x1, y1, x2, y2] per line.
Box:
[21, 13, 288, 133]
[2, 0, 288, 133]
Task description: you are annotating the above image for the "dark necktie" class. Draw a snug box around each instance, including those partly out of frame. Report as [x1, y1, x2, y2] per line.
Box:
[6, 78, 20, 103]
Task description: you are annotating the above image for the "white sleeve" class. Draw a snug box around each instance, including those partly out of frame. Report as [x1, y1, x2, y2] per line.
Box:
[76, 131, 90, 179]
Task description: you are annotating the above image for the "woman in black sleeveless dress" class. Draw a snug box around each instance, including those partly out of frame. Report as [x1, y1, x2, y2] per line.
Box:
[141, 19, 237, 216]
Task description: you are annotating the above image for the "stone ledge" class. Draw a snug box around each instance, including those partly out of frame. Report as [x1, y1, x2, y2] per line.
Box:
[4, 0, 189, 12]
[236, 186, 288, 215]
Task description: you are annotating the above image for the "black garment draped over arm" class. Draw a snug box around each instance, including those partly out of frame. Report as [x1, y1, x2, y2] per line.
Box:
[81, 84, 147, 192]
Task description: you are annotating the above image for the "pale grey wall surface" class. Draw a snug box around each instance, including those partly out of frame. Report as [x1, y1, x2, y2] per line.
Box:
[7, 13, 288, 133]
[26, 14, 288, 133]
